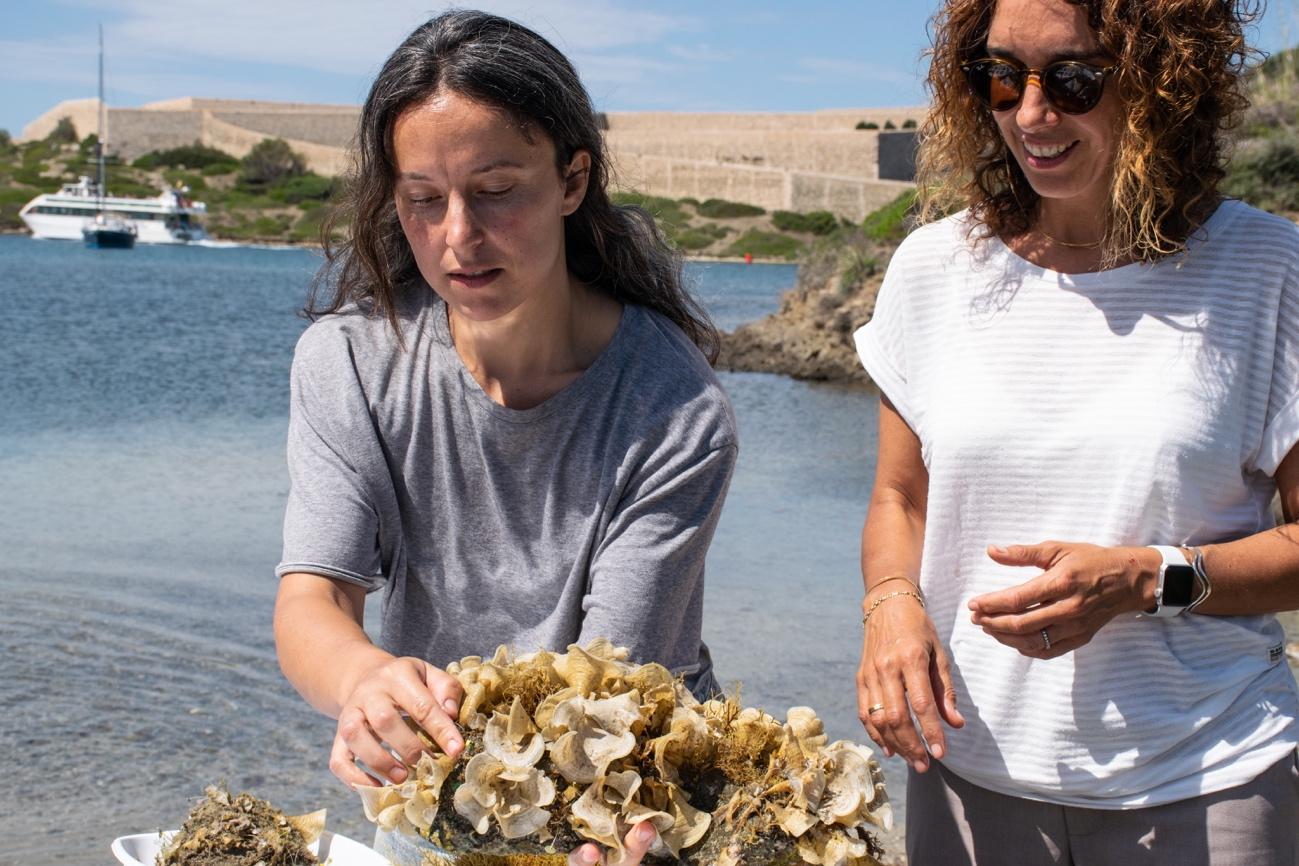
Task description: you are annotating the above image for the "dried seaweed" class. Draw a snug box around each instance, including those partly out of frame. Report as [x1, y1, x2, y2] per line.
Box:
[358, 641, 891, 866]
[157, 784, 321, 866]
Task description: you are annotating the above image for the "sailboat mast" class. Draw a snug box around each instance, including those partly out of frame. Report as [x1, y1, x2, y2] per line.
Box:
[97, 24, 105, 208]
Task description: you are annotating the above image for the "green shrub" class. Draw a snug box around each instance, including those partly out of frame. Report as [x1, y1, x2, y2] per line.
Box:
[883, 120, 897, 130]
[288, 206, 332, 243]
[669, 221, 731, 251]
[837, 247, 878, 296]
[11, 163, 48, 186]
[901, 119, 918, 129]
[1258, 45, 1299, 79]
[134, 143, 240, 170]
[21, 138, 60, 164]
[772, 209, 839, 235]
[200, 161, 240, 176]
[0, 128, 12, 155]
[1226, 136, 1299, 213]
[163, 170, 207, 192]
[103, 170, 157, 197]
[0, 204, 24, 230]
[239, 138, 306, 188]
[271, 172, 335, 203]
[855, 121, 879, 130]
[221, 214, 292, 239]
[611, 191, 691, 227]
[722, 228, 804, 260]
[679, 196, 700, 208]
[0, 186, 36, 206]
[47, 116, 78, 144]
[862, 189, 918, 242]
[697, 198, 766, 219]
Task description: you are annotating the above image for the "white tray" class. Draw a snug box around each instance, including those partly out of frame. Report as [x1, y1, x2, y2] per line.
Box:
[111, 829, 390, 866]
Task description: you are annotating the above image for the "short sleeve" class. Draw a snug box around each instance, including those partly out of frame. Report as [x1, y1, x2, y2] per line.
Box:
[276, 327, 386, 589]
[853, 247, 915, 427]
[581, 442, 737, 699]
[1253, 255, 1299, 477]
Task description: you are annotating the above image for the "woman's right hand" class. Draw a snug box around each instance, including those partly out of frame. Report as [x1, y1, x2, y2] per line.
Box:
[856, 594, 964, 773]
[331, 655, 466, 788]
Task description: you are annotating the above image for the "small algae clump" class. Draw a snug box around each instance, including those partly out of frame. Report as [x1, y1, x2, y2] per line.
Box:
[355, 640, 891, 866]
[158, 784, 324, 866]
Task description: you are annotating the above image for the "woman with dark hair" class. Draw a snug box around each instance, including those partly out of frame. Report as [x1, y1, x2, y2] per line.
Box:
[853, 0, 1299, 862]
[271, 11, 736, 864]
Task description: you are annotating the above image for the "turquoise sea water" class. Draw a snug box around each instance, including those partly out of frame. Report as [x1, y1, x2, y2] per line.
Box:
[0, 236, 895, 863]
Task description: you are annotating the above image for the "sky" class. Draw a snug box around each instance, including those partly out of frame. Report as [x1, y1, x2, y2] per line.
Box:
[1, 0, 1296, 137]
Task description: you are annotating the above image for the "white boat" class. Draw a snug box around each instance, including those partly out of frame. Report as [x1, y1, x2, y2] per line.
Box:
[20, 26, 209, 246]
[20, 176, 209, 244]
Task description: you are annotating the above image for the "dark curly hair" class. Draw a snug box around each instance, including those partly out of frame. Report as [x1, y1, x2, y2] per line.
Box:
[917, 0, 1262, 264]
[311, 10, 719, 361]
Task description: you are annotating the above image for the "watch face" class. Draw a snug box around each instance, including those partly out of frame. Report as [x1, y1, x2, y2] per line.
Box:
[1162, 564, 1196, 607]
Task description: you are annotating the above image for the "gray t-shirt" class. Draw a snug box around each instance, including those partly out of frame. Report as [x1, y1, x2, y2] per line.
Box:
[277, 287, 736, 696]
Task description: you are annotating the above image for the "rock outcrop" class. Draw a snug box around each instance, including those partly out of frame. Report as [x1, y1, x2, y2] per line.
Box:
[718, 234, 893, 384]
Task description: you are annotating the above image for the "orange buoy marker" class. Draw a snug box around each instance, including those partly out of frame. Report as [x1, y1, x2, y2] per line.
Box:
[744, 252, 753, 264]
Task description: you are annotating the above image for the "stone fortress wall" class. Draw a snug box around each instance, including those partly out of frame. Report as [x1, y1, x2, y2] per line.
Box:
[22, 98, 923, 220]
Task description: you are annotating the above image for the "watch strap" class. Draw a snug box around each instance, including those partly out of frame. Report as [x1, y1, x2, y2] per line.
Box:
[1145, 545, 1192, 618]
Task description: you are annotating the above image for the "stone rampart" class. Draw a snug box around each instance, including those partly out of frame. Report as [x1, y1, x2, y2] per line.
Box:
[614, 153, 913, 221]
[605, 107, 925, 132]
[18, 97, 923, 218]
[21, 98, 102, 141]
[107, 110, 205, 160]
[201, 114, 351, 176]
[606, 130, 878, 180]
[208, 111, 358, 149]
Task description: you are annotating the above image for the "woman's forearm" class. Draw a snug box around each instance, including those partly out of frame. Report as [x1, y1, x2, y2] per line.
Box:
[861, 487, 927, 595]
[273, 574, 393, 718]
[1186, 522, 1299, 615]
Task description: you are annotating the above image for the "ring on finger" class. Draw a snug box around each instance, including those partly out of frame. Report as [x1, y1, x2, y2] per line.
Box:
[867, 703, 886, 715]
[1041, 628, 1052, 650]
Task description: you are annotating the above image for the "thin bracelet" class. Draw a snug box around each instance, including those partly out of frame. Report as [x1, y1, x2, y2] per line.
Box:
[862, 590, 925, 629]
[868, 575, 924, 601]
[1188, 547, 1213, 612]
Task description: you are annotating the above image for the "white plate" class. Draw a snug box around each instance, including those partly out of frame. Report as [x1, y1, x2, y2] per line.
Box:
[111, 829, 390, 866]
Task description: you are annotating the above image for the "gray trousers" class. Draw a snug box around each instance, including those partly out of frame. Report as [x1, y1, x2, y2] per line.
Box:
[906, 752, 1299, 866]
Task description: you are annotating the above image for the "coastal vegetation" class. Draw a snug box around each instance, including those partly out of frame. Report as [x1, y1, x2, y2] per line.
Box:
[1, 45, 1293, 256]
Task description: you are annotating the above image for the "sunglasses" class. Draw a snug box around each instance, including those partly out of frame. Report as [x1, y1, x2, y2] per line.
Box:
[960, 57, 1117, 115]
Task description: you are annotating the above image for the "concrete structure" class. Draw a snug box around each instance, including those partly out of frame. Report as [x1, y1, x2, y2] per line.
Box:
[22, 97, 357, 176]
[21, 98, 926, 220]
[877, 130, 920, 182]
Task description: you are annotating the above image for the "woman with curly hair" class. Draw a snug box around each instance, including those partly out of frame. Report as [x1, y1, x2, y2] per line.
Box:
[852, 0, 1299, 861]
[272, 10, 735, 864]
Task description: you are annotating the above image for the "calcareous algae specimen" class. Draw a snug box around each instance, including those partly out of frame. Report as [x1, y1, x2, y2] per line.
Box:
[357, 639, 891, 866]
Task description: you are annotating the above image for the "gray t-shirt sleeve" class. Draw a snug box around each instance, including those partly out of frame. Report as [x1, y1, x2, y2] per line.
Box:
[581, 441, 737, 696]
[277, 326, 385, 589]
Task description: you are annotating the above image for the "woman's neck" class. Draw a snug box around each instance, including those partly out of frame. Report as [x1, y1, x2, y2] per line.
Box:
[1008, 200, 1124, 273]
[447, 275, 623, 410]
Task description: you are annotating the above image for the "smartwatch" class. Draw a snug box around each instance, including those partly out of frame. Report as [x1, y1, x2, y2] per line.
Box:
[1143, 545, 1196, 618]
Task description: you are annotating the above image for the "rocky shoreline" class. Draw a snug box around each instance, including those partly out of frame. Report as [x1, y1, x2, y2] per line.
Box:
[717, 235, 892, 385]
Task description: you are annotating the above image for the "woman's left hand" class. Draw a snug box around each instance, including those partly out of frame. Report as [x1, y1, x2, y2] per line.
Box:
[968, 541, 1157, 658]
[566, 821, 657, 866]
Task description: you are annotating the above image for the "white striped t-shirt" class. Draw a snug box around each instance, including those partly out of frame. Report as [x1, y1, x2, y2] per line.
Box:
[854, 200, 1299, 807]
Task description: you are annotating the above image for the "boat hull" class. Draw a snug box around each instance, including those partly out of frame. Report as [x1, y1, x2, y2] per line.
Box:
[22, 211, 206, 244]
[83, 228, 137, 249]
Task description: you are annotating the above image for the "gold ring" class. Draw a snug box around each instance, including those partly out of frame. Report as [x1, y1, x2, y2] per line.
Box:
[867, 703, 885, 715]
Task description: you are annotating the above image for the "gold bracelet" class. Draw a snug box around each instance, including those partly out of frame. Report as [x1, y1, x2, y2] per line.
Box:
[868, 575, 924, 601]
[861, 590, 925, 629]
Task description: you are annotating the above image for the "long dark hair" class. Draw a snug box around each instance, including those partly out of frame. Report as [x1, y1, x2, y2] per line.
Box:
[310, 10, 719, 362]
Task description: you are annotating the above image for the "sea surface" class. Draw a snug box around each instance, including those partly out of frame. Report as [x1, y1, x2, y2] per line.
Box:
[0, 236, 900, 864]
